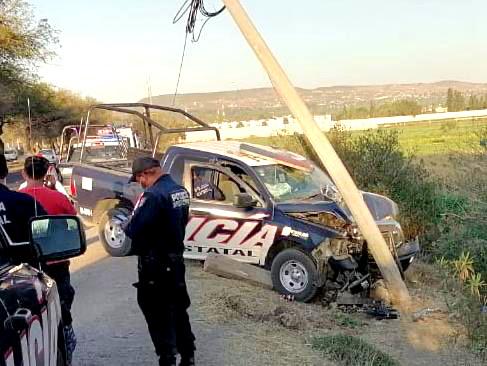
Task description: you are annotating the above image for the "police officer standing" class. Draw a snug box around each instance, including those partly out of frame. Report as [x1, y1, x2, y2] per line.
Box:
[122, 157, 195, 366]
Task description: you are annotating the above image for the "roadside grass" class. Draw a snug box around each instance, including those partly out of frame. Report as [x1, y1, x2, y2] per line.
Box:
[311, 334, 400, 366]
[333, 312, 365, 329]
[243, 117, 487, 158]
[390, 118, 487, 156]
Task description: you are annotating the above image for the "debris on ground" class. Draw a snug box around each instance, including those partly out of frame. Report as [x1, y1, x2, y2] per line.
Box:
[335, 292, 400, 320]
[369, 279, 391, 304]
[364, 303, 399, 320]
[280, 294, 295, 302]
[195, 261, 485, 366]
[412, 307, 442, 322]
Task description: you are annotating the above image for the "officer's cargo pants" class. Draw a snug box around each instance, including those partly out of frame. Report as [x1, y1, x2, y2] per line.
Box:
[136, 262, 195, 365]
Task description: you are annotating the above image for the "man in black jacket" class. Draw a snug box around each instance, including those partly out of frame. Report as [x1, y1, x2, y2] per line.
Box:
[123, 157, 195, 366]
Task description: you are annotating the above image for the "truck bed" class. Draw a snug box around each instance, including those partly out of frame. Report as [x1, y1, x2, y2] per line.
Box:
[92, 159, 132, 173]
[79, 148, 164, 174]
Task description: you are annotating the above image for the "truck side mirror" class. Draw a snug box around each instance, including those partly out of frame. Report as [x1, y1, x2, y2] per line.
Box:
[29, 216, 87, 262]
[234, 193, 257, 208]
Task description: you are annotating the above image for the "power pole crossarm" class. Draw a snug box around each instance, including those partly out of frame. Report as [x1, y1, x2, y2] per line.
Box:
[222, 0, 411, 309]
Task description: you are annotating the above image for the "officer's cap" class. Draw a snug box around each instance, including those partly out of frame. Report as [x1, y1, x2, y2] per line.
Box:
[130, 156, 161, 182]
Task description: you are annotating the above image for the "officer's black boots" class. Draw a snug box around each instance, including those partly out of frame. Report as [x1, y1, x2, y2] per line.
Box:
[179, 355, 195, 366]
[158, 354, 194, 366]
[159, 355, 177, 366]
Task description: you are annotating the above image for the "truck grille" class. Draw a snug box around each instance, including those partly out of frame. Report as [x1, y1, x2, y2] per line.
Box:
[367, 228, 404, 259]
[381, 232, 396, 252]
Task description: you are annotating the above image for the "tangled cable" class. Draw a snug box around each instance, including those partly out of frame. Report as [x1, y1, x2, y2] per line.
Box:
[171, 1, 225, 105]
[173, 0, 225, 42]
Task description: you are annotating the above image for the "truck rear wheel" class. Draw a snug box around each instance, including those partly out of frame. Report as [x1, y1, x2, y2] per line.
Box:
[270, 248, 319, 302]
[98, 207, 133, 257]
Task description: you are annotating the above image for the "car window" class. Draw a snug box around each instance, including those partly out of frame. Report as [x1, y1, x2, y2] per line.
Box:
[191, 166, 262, 207]
[68, 145, 122, 162]
[191, 167, 227, 202]
[222, 164, 261, 197]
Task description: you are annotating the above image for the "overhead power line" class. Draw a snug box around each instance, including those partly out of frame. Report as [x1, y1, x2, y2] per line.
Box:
[173, 0, 226, 42]
[172, 0, 225, 105]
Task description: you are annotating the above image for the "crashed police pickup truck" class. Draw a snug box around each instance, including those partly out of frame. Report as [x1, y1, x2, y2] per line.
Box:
[0, 216, 86, 366]
[69, 103, 419, 302]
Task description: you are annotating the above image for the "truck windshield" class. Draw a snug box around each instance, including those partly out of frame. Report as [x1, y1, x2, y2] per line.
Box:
[68, 145, 122, 162]
[252, 164, 334, 202]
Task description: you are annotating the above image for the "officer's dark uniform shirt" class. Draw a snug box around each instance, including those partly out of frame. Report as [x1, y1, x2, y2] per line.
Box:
[124, 174, 190, 282]
[0, 184, 47, 243]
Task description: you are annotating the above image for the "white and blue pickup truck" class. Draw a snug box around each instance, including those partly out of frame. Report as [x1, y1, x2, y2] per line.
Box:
[67, 103, 419, 302]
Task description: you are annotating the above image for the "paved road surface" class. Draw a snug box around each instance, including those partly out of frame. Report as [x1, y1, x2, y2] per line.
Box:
[6, 169, 22, 189]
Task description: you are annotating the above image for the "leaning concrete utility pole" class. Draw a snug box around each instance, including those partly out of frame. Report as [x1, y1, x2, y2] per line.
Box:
[222, 0, 411, 309]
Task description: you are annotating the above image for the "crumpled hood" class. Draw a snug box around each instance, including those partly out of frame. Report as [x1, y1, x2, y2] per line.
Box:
[276, 192, 398, 222]
[276, 201, 352, 222]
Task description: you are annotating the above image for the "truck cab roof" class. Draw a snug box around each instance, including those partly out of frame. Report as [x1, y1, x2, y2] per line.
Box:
[174, 140, 313, 170]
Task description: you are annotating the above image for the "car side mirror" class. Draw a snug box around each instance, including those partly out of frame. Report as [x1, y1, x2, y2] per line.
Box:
[29, 216, 87, 261]
[234, 193, 257, 208]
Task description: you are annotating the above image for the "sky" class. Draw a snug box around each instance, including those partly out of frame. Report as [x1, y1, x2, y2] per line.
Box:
[30, 0, 487, 102]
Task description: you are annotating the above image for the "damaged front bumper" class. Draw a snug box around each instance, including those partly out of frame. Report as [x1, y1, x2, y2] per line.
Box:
[312, 229, 420, 278]
[396, 237, 420, 270]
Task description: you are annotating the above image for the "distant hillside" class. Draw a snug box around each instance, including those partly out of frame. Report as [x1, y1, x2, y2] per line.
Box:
[139, 81, 487, 122]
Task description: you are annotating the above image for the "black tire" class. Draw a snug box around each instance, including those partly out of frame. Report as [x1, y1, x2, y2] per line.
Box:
[270, 248, 319, 302]
[98, 207, 133, 257]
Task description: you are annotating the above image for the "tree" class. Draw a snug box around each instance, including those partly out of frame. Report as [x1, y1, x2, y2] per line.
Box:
[447, 88, 454, 112]
[0, 0, 57, 77]
[369, 100, 376, 118]
[446, 88, 467, 112]
[453, 90, 465, 112]
[0, 0, 58, 151]
[468, 95, 479, 110]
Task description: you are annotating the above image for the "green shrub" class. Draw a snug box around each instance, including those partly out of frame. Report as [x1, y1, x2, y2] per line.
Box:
[311, 334, 400, 366]
[438, 263, 487, 361]
[434, 228, 487, 278]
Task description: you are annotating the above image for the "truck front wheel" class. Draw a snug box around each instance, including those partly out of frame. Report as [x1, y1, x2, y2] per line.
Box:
[98, 207, 133, 257]
[270, 248, 319, 302]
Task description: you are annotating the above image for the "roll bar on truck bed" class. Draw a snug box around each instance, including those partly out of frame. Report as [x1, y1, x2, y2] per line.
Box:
[80, 103, 221, 162]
